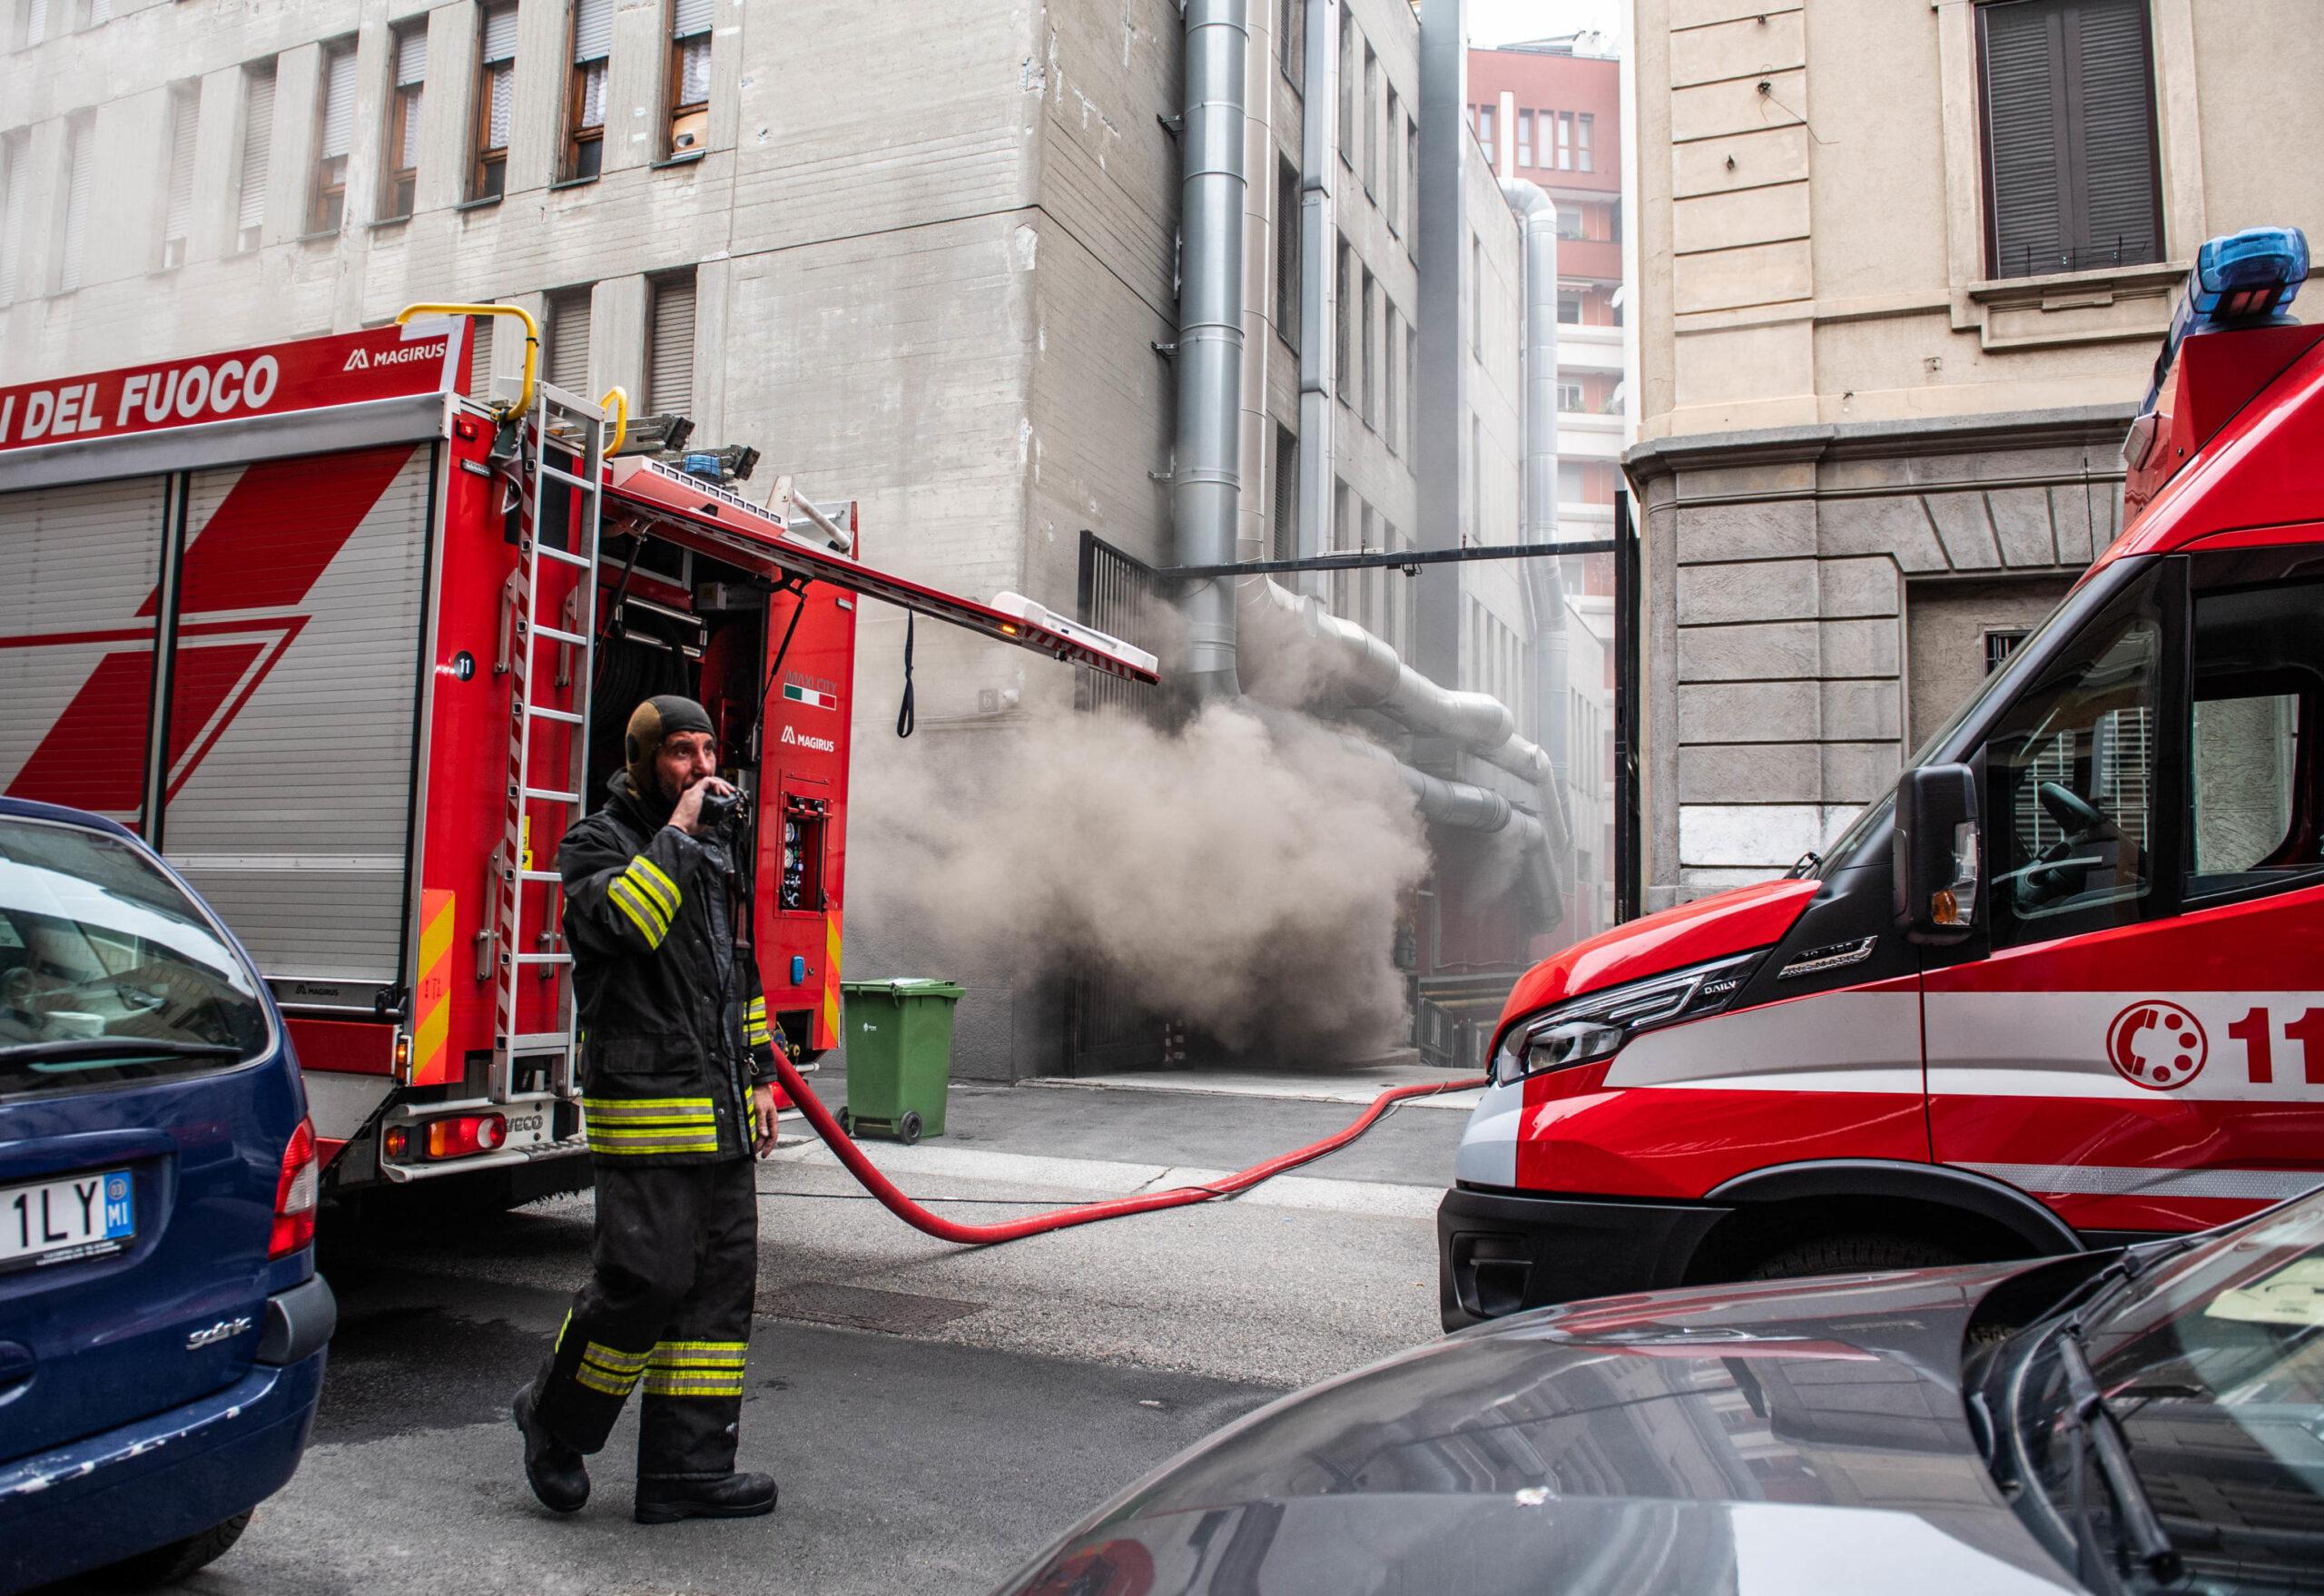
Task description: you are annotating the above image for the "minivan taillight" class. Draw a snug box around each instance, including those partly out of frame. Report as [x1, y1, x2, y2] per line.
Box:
[271, 1118, 320, 1257]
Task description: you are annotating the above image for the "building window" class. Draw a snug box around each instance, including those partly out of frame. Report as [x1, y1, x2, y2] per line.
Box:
[1517, 109, 1533, 168]
[1557, 381, 1583, 412]
[567, 0, 612, 180]
[56, 114, 92, 291]
[646, 271, 697, 416]
[1336, 11, 1354, 165]
[1577, 112, 1594, 173]
[311, 38, 356, 233]
[1470, 234, 1482, 357]
[1404, 114, 1417, 260]
[236, 63, 276, 251]
[1384, 304, 1400, 453]
[20, 0, 49, 45]
[1334, 237, 1351, 403]
[1984, 627, 2033, 674]
[0, 133, 25, 302]
[161, 83, 199, 269]
[1554, 204, 1584, 241]
[474, 4, 517, 200]
[384, 24, 427, 220]
[1556, 290, 1581, 325]
[1361, 43, 1376, 194]
[667, 0, 713, 156]
[1404, 324, 1417, 458]
[1360, 268, 1375, 427]
[1332, 480, 1350, 615]
[1275, 154, 1300, 352]
[1558, 460, 1588, 505]
[1470, 417, 1482, 537]
[469, 312, 496, 400]
[1556, 110, 1573, 170]
[1979, 0, 2162, 279]
[547, 285, 593, 391]
[1474, 103, 1493, 163]
[1277, 0, 1304, 94]
[1272, 429, 1300, 565]
[1385, 89, 1401, 232]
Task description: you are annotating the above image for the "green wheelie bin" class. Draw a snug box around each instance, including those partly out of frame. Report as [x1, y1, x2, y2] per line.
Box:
[836, 979, 965, 1144]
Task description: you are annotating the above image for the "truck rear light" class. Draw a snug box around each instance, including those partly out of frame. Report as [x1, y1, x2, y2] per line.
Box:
[271, 1118, 320, 1258]
[424, 1113, 507, 1160]
[382, 1125, 409, 1161]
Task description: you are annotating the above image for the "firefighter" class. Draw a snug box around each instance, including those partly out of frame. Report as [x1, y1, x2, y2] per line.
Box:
[512, 694, 783, 1523]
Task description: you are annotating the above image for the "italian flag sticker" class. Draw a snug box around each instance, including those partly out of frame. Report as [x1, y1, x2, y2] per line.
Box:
[783, 682, 836, 710]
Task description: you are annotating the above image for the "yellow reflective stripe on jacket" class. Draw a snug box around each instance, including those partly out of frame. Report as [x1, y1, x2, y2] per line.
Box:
[628, 855, 682, 916]
[605, 875, 669, 947]
[745, 998, 766, 1019]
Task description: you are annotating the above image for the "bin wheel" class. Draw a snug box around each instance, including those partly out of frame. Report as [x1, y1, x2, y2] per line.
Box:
[899, 1110, 922, 1147]
[836, 1108, 852, 1137]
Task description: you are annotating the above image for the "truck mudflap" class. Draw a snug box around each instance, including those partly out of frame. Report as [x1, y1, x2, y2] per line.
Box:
[1437, 1183, 1728, 1330]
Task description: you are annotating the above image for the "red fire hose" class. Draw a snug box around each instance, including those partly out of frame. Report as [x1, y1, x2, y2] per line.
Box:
[769, 1055, 1489, 1246]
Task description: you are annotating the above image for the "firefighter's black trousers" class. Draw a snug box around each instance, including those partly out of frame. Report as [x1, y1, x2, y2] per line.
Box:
[536, 1157, 756, 1480]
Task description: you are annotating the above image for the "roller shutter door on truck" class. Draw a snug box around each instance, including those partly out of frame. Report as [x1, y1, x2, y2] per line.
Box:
[0, 477, 172, 832]
[159, 444, 437, 989]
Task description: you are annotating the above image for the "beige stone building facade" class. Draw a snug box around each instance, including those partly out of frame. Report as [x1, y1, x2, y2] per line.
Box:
[1624, 0, 2324, 905]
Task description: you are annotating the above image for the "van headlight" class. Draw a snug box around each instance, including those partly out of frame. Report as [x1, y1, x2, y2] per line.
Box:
[1492, 951, 1767, 1087]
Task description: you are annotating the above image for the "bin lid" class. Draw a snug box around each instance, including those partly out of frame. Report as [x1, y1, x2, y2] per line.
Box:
[840, 979, 966, 1000]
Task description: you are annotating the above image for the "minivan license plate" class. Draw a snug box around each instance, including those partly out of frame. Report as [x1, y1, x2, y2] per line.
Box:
[0, 1168, 133, 1269]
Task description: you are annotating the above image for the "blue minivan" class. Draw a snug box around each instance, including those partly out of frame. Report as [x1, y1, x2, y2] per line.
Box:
[0, 798, 333, 1592]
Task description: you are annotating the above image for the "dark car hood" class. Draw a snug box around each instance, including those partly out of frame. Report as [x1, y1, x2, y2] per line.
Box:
[995, 1266, 2083, 1596]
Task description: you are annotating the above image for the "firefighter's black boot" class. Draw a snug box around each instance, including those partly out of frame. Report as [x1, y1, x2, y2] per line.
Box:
[513, 1382, 590, 1513]
[633, 1471, 779, 1524]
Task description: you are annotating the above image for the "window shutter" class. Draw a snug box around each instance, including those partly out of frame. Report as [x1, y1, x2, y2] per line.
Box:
[1271, 427, 1297, 565]
[396, 28, 428, 85]
[646, 276, 695, 415]
[483, 4, 519, 63]
[670, 0, 712, 37]
[164, 94, 198, 252]
[487, 64, 516, 147]
[469, 314, 495, 399]
[572, 0, 613, 62]
[1983, 0, 2159, 278]
[320, 47, 357, 160]
[238, 67, 275, 240]
[25, 0, 47, 45]
[89, 0, 112, 21]
[0, 138, 23, 302]
[547, 289, 591, 391]
[59, 122, 93, 291]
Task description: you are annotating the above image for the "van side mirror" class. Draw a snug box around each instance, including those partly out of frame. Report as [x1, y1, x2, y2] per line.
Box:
[1894, 764, 1981, 944]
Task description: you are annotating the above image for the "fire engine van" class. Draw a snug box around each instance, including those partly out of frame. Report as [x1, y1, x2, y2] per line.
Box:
[1441, 225, 2324, 1327]
[0, 306, 1154, 1204]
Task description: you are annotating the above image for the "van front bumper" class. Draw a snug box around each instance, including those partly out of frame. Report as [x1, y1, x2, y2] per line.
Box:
[0, 1274, 335, 1591]
[1438, 1184, 1729, 1330]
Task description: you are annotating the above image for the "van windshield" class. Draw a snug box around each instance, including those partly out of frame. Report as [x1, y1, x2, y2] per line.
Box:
[0, 817, 269, 1098]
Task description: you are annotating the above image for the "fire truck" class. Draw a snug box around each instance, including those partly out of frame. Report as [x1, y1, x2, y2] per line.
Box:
[1441, 225, 2324, 1326]
[0, 306, 1156, 1204]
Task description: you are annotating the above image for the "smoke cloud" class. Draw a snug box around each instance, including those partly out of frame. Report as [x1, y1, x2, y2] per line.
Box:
[846, 699, 1430, 1061]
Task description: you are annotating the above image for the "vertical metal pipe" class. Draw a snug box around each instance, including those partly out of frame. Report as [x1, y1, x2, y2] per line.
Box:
[1237, 0, 1275, 571]
[1175, 0, 1250, 702]
[1296, 0, 1339, 599]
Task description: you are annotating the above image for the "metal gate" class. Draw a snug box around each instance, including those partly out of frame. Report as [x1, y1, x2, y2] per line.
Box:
[1063, 531, 1174, 1072]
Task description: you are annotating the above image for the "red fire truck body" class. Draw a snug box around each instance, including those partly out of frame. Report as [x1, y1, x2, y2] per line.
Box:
[1441, 230, 2324, 1326]
[0, 316, 1152, 1198]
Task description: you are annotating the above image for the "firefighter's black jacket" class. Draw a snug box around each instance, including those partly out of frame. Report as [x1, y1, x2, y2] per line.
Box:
[559, 773, 779, 1164]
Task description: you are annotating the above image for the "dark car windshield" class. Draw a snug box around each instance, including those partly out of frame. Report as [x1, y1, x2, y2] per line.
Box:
[2020, 1195, 2324, 1590]
[0, 816, 270, 1098]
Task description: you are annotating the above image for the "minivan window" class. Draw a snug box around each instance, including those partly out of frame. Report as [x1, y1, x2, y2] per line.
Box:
[2187, 577, 2322, 899]
[1985, 576, 2164, 947]
[0, 818, 268, 1098]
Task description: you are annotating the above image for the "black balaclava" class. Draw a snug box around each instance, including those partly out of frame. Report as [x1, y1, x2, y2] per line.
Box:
[623, 694, 716, 804]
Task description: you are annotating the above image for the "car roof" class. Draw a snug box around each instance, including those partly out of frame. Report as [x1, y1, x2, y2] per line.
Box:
[0, 796, 143, 843]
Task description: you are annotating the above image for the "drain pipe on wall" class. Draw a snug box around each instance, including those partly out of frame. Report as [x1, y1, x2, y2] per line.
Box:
[1501, 177, 1573, 815]
[1175, 0, 1249, 702]
[1295, 0, 1338, 595]
[1236, 0, 1275, 577]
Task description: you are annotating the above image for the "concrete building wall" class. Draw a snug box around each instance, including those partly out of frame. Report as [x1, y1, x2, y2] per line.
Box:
[1627, 0, 2324, 909]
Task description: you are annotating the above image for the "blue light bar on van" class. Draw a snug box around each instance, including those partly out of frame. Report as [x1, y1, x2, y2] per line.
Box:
[2137, 225, 2311, 428]
[2189, 226, 2309, 320]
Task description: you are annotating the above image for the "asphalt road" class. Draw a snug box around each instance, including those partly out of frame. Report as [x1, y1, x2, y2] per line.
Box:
[52, 1078, 1468, 1595]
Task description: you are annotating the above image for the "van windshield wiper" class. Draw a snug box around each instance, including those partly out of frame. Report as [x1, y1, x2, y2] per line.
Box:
[0, 1037, 247, 1069]
[2053, 1320, 2181, 1588]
